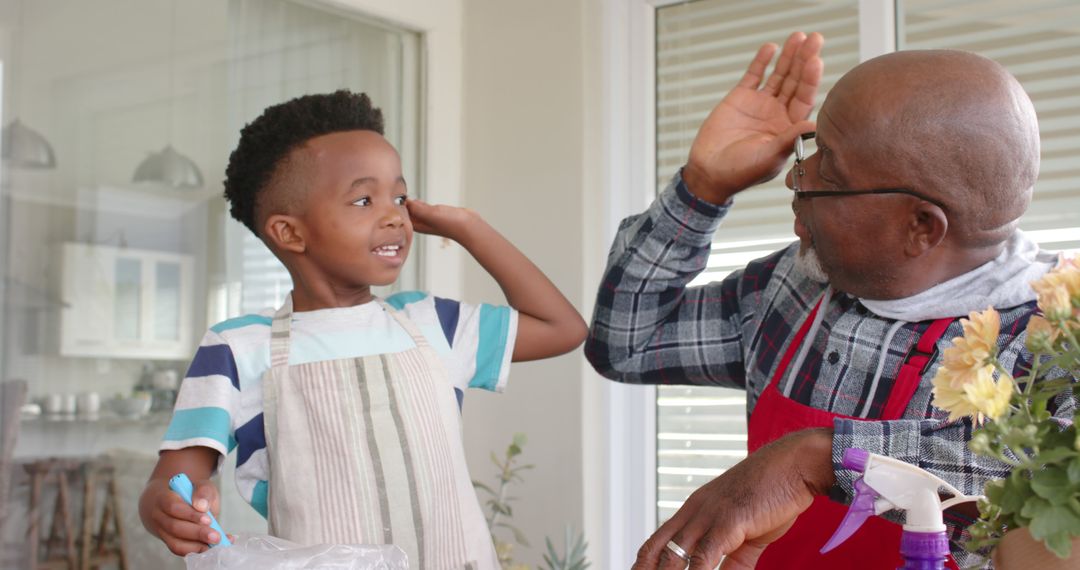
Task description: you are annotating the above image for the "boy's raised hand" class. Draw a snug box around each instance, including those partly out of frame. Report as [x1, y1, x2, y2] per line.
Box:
[406, 198, 476, 241]
[406, 198, 586, 361]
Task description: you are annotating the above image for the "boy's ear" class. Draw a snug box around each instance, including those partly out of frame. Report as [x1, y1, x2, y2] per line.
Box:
[263, 214, 306, 254]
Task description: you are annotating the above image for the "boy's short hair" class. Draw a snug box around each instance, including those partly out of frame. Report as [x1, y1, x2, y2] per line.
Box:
[223, 90, 385, 236]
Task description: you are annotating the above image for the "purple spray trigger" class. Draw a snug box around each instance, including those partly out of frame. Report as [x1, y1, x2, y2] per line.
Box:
[820, 477, 877, 554]
[842, 447, 870, 472]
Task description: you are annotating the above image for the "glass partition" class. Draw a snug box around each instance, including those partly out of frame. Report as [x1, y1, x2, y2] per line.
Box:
[0, 1, 423, 566]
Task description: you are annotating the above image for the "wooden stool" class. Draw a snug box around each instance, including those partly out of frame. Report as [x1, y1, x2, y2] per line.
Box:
[24, 458, 81, 569]
[78, 460, 127, 570]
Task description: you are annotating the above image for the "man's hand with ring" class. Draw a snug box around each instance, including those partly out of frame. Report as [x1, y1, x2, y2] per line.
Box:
[634, 429, 835, 569]
[666, 540, 690, 562]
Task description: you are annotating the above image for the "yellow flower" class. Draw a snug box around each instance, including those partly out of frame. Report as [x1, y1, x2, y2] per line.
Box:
[960, 308, 1000, 356]
[1024, 315, 1059, 353]
[941, 338, 990, 372]
[1032, 255, 1080, 320]
[933, 364, 994, 423]
[932, 365, 1014, 424]
[938, 308, 1000, 377]
[964, 371, 1014, 422]
[1033, 278, 1072, 320]
[931, 308, 1009, 423]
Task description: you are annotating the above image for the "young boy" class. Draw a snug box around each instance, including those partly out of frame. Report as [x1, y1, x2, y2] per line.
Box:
[138, 91, 587, 569]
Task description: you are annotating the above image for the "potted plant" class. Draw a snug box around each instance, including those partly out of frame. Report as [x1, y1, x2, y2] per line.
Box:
[930, 255, 1080, 568]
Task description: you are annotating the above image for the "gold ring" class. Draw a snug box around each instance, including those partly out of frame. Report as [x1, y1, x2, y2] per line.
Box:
[666, 540, 690, 561]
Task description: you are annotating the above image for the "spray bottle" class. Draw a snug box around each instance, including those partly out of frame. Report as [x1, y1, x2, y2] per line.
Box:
[821, 448, 981, 569]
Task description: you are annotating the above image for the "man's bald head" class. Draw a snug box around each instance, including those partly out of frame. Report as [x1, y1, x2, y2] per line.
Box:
[822, 49, 1040, 248]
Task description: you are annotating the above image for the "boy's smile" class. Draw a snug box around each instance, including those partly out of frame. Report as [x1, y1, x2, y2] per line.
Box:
[284, 129, 412, 305]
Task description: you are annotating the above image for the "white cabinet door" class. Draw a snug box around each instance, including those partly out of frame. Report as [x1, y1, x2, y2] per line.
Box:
[60, 243, 194, 360]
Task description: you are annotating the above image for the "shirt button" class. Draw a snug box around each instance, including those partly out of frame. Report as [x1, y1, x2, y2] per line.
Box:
[827, 351, 840, 365]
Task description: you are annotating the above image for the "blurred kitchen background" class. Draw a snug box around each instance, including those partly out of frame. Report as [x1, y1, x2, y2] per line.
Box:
[0, 0, 421, 566]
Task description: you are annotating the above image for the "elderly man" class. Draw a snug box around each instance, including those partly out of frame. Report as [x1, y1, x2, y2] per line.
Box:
[586, 32, 1071, 569]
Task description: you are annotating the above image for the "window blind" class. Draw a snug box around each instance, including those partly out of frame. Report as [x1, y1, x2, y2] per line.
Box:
[654, 0, 1080, 523]
[901, 0, 1080, 253]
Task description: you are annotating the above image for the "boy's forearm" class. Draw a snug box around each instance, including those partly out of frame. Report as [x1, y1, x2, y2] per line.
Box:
[454, 217, 586, 361]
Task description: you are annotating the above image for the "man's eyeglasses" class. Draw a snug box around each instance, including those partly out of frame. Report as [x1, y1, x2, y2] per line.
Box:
[791, 132, 947, 210]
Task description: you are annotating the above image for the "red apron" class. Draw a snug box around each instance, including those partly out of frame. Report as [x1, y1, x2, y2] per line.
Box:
[746, 295, 956, 569]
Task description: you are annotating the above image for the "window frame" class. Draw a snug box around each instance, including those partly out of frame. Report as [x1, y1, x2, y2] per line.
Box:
[593, 1, 898, 567]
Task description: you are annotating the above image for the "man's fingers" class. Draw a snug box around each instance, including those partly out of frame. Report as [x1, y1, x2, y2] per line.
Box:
[787, 56, 823, 122]
[657, 535, 696, 570]
[682, 523, 743, 570]
[716, 542, 767, 570]
[632, 504, 697, 569]
[778, 32, 824, 109]
[656, 516, 716, 570]
[762, 32, 806, 96]
[736, 42, 779, 89]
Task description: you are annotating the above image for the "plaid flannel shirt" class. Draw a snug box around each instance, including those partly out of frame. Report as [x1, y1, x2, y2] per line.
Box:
[585, 172, 1076, 567]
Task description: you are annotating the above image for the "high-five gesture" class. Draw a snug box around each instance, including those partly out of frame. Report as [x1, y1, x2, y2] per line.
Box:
[683, 32, 823, 204]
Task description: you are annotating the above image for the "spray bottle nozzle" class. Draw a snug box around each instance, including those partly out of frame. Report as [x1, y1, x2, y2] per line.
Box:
[821, 448, 981, 566]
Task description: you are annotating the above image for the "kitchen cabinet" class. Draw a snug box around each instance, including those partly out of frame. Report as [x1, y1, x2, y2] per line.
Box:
[59, 242, 194, 360]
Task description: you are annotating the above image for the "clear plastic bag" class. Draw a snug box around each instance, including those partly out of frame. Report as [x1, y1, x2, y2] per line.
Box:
[184, 534, 409, 569]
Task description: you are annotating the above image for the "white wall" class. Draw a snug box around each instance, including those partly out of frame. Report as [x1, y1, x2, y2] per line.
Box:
[459, 0, 591, 567]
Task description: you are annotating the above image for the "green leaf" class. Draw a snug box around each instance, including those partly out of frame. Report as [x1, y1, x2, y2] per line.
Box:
[999, 476, 1030, 516]
[512, 432, 528, 448]
[1068, 457, 1080, 485]
[510, 524, 531, 547]
[1036, 447, 1078, 465]
[473, 481, 496, 496]
[1026, 504, 1080, 559]
[1031, 467, 1076, 504]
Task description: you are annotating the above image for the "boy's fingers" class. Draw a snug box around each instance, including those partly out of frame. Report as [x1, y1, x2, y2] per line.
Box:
[159, 494, 204, 524]
[192, 483, 219, 513]
[154, 510, 214, 544]
[162, 534, 210, 557]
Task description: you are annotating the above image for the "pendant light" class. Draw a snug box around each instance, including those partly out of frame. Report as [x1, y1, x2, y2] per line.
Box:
[2, 0, 57, 169]
[131, 0, 203, 190]
[1, 119, 56, 169]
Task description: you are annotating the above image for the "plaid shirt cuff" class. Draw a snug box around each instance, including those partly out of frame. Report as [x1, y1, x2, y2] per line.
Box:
[653, 169, 732, 248]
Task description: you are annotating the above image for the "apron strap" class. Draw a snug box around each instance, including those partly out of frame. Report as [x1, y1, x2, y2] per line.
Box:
[880, 317, 953, 420]
[375, 298, 432, 349]
[771, 292, 827, 391]
[270, 293, 294, 368]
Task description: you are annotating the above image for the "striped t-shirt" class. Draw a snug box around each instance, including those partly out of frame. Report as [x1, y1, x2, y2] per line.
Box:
[160, 291, 518, 518]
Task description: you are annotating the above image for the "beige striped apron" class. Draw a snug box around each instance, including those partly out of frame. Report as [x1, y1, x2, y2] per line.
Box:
[262, 295, 498, 570]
